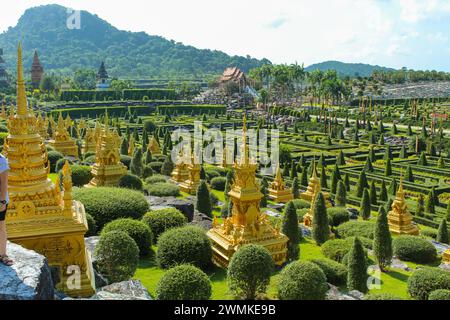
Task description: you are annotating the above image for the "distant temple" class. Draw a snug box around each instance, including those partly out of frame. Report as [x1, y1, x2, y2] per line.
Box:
[0, 48, 9, 88]
[31, 50, 44, 89]
[220, 67, 248, 88]
[96, 61, 110, 90]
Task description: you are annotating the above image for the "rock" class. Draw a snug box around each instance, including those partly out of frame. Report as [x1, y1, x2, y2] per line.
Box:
[326, 284, 358, 300]
[91, 280, 152, 300]
[348, 290, 365, 300]
[300, 225, 311, 237]
[146, 196, 194, 222]
[0, 242, 54, 300]
[190, 210, 213, 230]
[439, 263, 450, 271]
[347, 208, 359, 220]
[84, 237, 108, 288]
[390, 258, 410, 271]
[431, 241, 450, 255]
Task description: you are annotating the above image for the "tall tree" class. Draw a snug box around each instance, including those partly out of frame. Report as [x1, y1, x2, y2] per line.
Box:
[347, 237, 368, 293]
[360, 189, 371, 220]
[312, 192, 330, 246]
[335, 180, 347, 207]
[373, 207, 392, 272]
[196, 181, 212, 218]
[437, 219, 449, 244]
[282, 202, 301, 261]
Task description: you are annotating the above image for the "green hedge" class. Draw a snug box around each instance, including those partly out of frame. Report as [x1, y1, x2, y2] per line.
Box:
[123, 89, 177, 100]
[60, 89, 177, 102]
[156, 104, 226, 115]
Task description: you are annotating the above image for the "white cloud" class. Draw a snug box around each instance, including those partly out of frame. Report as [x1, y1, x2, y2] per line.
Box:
[399, 0, 450, 23]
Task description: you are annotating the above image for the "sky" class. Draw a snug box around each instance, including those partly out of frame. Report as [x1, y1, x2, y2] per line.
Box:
[1, 0, 450, 71]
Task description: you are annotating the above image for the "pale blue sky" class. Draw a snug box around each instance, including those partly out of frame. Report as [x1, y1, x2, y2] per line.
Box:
[0, 0, 449, 71]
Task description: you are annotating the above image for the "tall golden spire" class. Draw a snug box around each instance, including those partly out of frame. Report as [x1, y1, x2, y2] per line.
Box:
[239, 113, 249, 166]
[16, 43, 28, 116]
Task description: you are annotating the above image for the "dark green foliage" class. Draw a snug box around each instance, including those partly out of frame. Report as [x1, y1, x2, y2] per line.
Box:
[292, 177, 300, 199]
[300, 167, 308, 187]
[437, 219, 449, 244]
[282, 202, 301, 262]
[224, 170, 234, 198]
[356, 171, 369, 198]
[344, 173, 351, 192]
[364, 157, 373, 172]
[73, 187, 149, 229]
[373, 207, 393, 271]
[417, 152, 428, 166]
[384, 158, 392, 176]
[210, 176, 227, 191]
[327, 207, 350, 227]
[48, 151, 64, 173]
[320, 166, 328, 189]
[148, 161, 163, 174]
[196, 180, 212, 217]
[369, 181, 377, 206]
[161, 156, 174, 176]
[142, 208, 187, 239]
[227, 245, 274, 300]
[277, 261, 328, 300]
[85, 213, 98, 237]
[335, 180, 347, 207]
[120, 155, 132, 169]
[101, 218, 153, 256]
[145, 174, 167, 184]
[310, 258, 348, 286]
[312, 192, 330, 246]
[360, 189, 371, 220]
[384, 145, 392, 161]
[347, 237, 368, 293]
[94, 231, 139, 283]
[393, 236, 437, 264]
[337, 151, 346, 166]
[200, 166, 206, 180]
[143, 120, 157, 133]
[118, 173, 143, 190]
[321, 239, 352, 262]
[428, 289, 450, 301]
[69, 165, 93, 187]
[156, 265, 212, 300]
[120, 137, 129, 155]
[55, 158, 73, 173]
[145, 182, 180, 197]
[260, 181, 268, 208]
[130, 149, 143, 177]
[405, 165, 414, 182]
[388, 178, 398, 196]
[407, 267, 450, 300]
[157, 226, 212, 270]
[399, 145, 408, 159]
[379, 180, 388, 202]
[425, 191, 435, 215]
[290, 160, 297, 179]
[336, 221, 375, 239]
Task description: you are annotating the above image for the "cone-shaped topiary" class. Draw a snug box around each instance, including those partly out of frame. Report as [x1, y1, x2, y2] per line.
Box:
[360, 189, 371, 220]
[312, 192, 330, 246]
[373, 207, 392, 272]
[282, 201, 301, 262]
[388, 178, 397, 196]
[370, 181, 378, 206]
[347, 237, 368, 293]
[437, 219, 449, 244]
[356, 171, 369, 198]
[344, 173, 351, 192]
[425, 191, 435, 215]
[384, 158, 392, 176]
[130, 149, 144, 177]
[292, 177, 300, 199]
[196, 180, 212, 217]
[364, 157, 373, 172]
[405, 165, 414, 183]
[379, 180, 388, 202]
[120, 136, 129, 155]
[417, 152, 428, 166]
[161, 155, 174, 176]
[300, 166, 308, 187]
[320, 166, 328, 189]
[335, 180, 347, 207]
[416, 194, 425, 217]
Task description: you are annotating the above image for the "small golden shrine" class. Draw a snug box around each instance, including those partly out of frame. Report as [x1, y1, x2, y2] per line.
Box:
[0, 101, 6, 118]
[171, 152, 189, 184]
[387, 179, 420, 235]
[207, 115, 288, 268]
[4, 45, 95, 297]
[36, 112, 48, 140]
[179, 153, 201, 194]
[48, 113, 78, 158]
[82, 126, 97, 155]
[87, 115, 127, 187]
[148, 136, 161, 155]
[268, 164, 293, 203]
[128, 135, 135, 156]
[302, 162, 331, 227]
[443, 249, 450, 263]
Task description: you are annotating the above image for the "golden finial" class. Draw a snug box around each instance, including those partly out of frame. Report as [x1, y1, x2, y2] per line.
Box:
[17, 43, 28, 116]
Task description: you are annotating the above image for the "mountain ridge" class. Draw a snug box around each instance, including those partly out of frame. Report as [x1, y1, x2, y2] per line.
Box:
[305, 60, 395, 78]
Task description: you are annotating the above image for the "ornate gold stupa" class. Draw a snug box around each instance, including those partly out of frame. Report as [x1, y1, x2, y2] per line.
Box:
[207, 115, 288, 268]
[268, 164, 293, 203]
[387, 179, 419, 235]
[82, 126, 97, 155]
[443, 249, 450, 263]
[179, 153, 201, 194]
[148, 136, 161, 155]
[4, 45, 95, 297]
[36, 112, 48, 140]
[302, 162, 331, 227]
[48, 113, 78, 158]
[87, 114, 127, 187]
[170, 152, 189, 184]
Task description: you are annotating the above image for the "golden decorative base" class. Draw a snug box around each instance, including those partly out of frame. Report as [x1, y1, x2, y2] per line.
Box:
[443, 249, 450, 263]
[207, 225, 288, 268]
[48, 140, 79, 158]
[87, 163, 127, 187]
[387, 211, 420, 236]
[268, 189, 293, 203]
[7, 201, 96, 297]
[179, 180, 200, 195]
[170, 170, 189, 184]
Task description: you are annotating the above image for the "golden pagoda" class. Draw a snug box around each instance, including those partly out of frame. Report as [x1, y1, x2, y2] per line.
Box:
[207, 115, 288, 268]
[268, 164, 293, 203]
[148, 136, 161, 155]
[36, 112, 48, 140]
[87, 115, 127, 187]
[179, 153, 201, 194]
[48, 113, 78, 158]
[387, 179, 419, 235]
[1, 101, 7, 119]
[302, 162, 331, 227]
[170, 152, 189, 184]
[4, 45, 95, 297]
[82, 126, 97, 155]
[443, 249, 450, 263]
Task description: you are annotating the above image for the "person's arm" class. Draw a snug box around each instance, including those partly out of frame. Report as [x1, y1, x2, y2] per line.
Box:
[0, 170, 7, 212]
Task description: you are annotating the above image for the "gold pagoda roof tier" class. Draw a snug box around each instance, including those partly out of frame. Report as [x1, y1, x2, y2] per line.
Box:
[207, 114, 288, 267]
[443, 249, 450, 264]
[179, 153, 201, 195]
[4, 45, 95, 297]
[170, 152, 189, 184]
[387, 180, 419, 236]
[268, 165, 293, 203]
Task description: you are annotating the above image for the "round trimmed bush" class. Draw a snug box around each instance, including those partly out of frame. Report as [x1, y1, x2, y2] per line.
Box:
[48, 151, 64, 173]
[156, 265, 212, 300]
[393, 236, 437, 264]
[73, 187, 149, 229]
[145, 175, 167, 184]
[94, 231, 139, 283]
[120, 155, 132, 169]
[310, 258, 348, 286]
[142, 165, 154, 179]
[291, 199, 311, 209]
[142, 208, 187, 239]
[336, 221, 375, 239]
[321, 239, 352, 262]
[101, 218, 153, 256]
[70, 165, 93, 187]
[210, 177, 227, 191]
[407, 267, 450, 300]
[157, 226, 212, 270]
[145, 182, 180, 197]
[118, 173, 143, 190]
[85, 213, 97, 237]
[148, 161, 163, 174]
[205, 168, 220, 181]
[327, 207, 350, 227]
[227, 244, 274, 300]
[364, 293, 403, 300]
[428, 289, 450, 300]
[277, 261, 328, 300]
